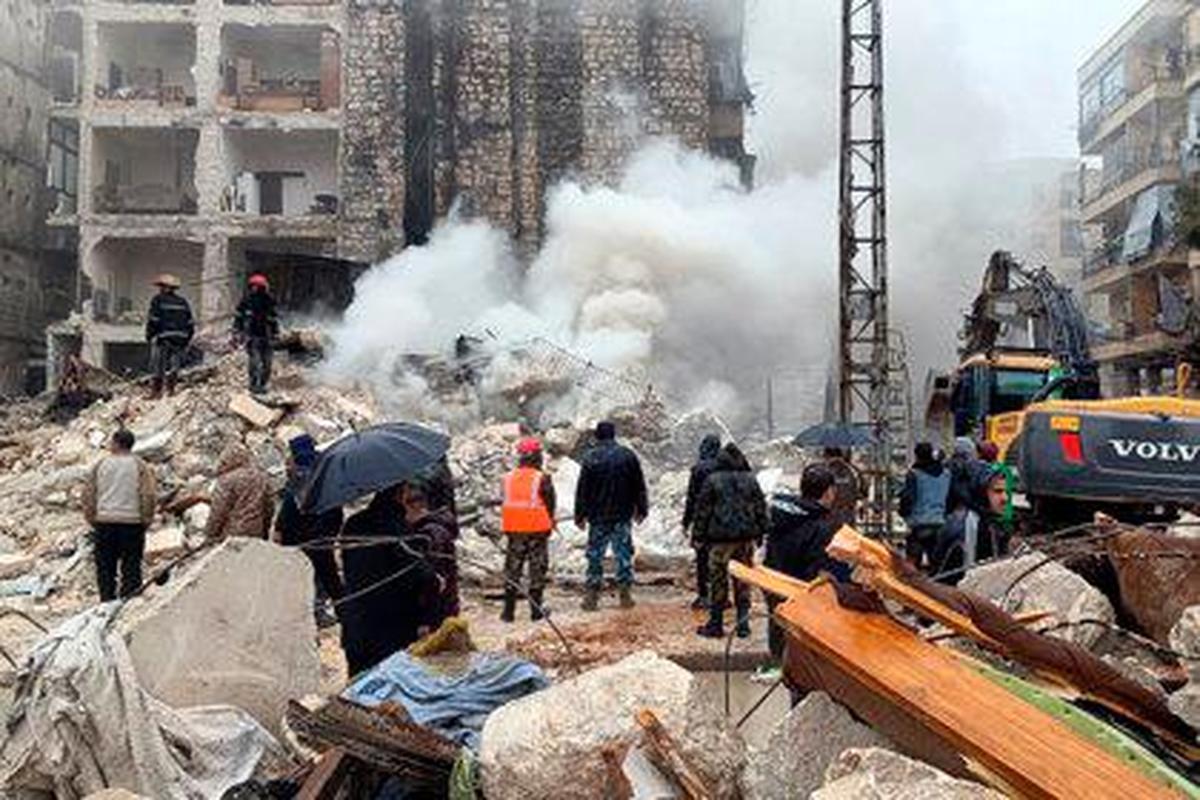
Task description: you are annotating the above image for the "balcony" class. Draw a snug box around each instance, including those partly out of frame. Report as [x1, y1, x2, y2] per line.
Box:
[218, 25, 340, 113]
[1081, 145, 1180, 222]
[1079, 76, 1183, 154]
[1082, 243, 1188, 293]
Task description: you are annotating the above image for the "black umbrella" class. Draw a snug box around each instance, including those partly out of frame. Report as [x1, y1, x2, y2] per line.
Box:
[301, 422, 450, 514]
[792, 421, 876, 449]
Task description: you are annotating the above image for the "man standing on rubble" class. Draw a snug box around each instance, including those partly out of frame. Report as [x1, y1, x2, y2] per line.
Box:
[692, 443, 768, 639]
[145, 274, 194, 398]
[682, 434, 722, 611]
[574, 421, 649, 611]
[82, 429, 157, 601]
[204, 442, 274, 540]
[499, 437, 556, 622]
[233, 273, 279, 395]
[898, 442, 951, 572]
[401, 481, 460, 635]
[764, 464, 851, 657]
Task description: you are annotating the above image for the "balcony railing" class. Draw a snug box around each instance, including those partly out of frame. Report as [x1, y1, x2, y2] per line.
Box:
[1079, 61, 1184, 146]
[1081, 143, 1179, 208]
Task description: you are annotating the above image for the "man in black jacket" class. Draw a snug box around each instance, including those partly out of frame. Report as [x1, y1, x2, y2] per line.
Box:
[692, 443, 768, 639]
[574, 421, 648, 611]
[233, 273, 279, 394]
[764, 463, 851, 657]
[682, 434, 721, 610]
[145, 274, 194, 398]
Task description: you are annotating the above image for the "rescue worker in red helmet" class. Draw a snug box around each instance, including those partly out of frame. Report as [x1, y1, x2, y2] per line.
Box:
[499, 437, 557, 622]
[233, 273, 279, 395]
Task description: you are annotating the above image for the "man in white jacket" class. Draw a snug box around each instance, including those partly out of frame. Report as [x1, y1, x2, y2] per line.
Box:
[82, 429, 157, 600]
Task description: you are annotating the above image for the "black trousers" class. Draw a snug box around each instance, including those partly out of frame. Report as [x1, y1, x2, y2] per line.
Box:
[247, 337, 273, 393]
[94, 523, 146, 601]
[305, 548, 346, 603]
[694, 542, 710, 600]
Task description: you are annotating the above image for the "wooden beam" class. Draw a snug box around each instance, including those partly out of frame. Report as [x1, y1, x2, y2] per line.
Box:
[774, 581, 1181, 799]
[635, 709, 716, 800]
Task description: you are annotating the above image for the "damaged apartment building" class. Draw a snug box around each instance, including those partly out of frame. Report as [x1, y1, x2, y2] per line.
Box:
[41, 0, 751, 383]
[1077, 0, 1200, 394]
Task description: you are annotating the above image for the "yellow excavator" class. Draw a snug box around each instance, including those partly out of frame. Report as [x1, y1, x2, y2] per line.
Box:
[925, 251, 1200, 524]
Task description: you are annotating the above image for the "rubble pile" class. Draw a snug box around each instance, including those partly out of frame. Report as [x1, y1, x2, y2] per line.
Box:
[0, 353, 380, 608]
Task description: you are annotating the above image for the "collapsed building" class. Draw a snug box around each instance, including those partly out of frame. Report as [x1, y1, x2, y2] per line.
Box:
[35, 0, 752, 386]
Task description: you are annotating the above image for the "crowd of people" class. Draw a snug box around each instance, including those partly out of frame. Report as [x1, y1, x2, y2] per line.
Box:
[83, 387, 1014, 677]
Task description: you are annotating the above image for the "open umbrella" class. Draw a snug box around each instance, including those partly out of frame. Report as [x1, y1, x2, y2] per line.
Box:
[792, 421, 876, 450]
[301, 422, 450, 514]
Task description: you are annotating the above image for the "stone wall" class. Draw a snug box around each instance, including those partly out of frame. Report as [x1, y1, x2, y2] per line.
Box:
[0, 0, 51, 394]
[340, 0, 406, 263]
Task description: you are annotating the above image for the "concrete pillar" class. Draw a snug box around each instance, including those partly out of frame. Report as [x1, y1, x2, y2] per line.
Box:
[199, 233, 230, 332]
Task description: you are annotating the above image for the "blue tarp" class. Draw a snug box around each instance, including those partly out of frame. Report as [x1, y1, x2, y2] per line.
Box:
[342, 652, 550, 751]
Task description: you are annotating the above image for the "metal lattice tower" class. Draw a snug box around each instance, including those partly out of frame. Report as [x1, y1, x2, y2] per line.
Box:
[838, 0, 892, 535]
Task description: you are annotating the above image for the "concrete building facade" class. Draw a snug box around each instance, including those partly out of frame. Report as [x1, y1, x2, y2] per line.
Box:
[0, 0, 54, 394]
[48, 0, 750, 381]
[1077, 0, 1199, 395]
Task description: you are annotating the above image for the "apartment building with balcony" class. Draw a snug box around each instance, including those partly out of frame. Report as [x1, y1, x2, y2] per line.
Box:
[1077, 0, 1199, 395]
[43, 0, 752, 381]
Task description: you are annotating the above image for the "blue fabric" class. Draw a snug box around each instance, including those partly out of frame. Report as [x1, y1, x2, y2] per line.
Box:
[586, 520, 634, 588]
[342, 651, 549, 751]
[909, 469, 950, 527]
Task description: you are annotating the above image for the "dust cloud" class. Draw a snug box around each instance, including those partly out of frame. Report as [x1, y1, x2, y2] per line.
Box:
[325, 0, 1077, 431]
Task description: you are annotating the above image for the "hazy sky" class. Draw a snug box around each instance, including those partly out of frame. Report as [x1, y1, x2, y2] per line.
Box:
[944, 0, 1147, 159]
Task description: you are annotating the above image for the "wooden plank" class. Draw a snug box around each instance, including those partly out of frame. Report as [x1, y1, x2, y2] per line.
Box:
[295, 748, 352, 800]
[728, 561, 813, 598]
[635, 709, 716, 800]
[774, 581, 1181, 799]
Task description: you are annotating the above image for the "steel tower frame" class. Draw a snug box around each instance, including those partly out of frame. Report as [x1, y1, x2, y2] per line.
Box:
[838, 0, 892, 534]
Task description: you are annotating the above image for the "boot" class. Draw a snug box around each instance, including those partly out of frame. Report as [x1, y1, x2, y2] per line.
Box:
[690, 595, 707, 611]
[529, 588, 547, 621]
[581, 587, 600, 612]
[148, 377, 163, 400]
[735, 601, 751, 639]
[500, 590, 517, 623]
[696, 607, 724, 638]
[619, 585, 635, 609]
[165, 374, 178, 396]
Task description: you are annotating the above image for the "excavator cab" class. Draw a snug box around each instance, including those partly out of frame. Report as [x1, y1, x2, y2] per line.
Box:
[931, 353, 1057, 455]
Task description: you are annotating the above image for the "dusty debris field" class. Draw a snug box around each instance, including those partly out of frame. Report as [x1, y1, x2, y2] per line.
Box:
[0, 352, 1196, 798]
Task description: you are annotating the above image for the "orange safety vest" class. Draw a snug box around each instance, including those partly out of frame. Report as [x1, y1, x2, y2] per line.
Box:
[501, 467, 553, 534]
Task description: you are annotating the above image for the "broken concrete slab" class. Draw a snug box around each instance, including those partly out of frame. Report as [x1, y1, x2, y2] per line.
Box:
[960, 552, 1115, 648]
[116, 538, 319, 737]
[229, 393, 285, 429]
[83, 790, 152, 800]
[144, 526, 186, 561]
[813, 748, 1006, 800]
[1167, 683, 1200, 736]
[1108, 532, 1200, 646]
[0, 552, 34, 580]
[741, 691, 889, 800]
[478, 650, 745, 800]
[132, 429, 174, 462]
[1170, 606, 1200, 682]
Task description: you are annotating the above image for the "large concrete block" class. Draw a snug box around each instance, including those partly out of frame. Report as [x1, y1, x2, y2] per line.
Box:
[479, 650, 746, 800]
[117, 538, 319, 736]
[741, 692, 889, 800]
[813, 748, 1005, 800]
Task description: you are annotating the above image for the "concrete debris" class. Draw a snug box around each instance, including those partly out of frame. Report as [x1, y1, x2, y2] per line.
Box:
[229, 392, 285, 428]
[1171, 606, 1200, 682]
[960, 552, 1116, 648]
[82, 791, 152, 800]
[0, 551, 34, 579]
[1167, 684, 1200, 736]
[813, 748, 1007, 800]
[741, 692, 890, 800]
[116, 538, 320, 738]
[144, 526, 187, 561]
[478, 650, 745, 800]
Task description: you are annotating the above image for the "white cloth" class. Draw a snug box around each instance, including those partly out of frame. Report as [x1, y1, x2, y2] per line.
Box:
[94, 455, 142, 525]
[0, 605, 283, 799]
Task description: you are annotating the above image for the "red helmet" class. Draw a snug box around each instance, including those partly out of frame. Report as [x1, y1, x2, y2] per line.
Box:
[516, 437, 542, 456]
[248, 273, 269, 289]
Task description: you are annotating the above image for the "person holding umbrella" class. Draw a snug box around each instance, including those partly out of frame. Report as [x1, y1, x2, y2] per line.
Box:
[298, 422, 451, 676]
[401, 481, 460, 635]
